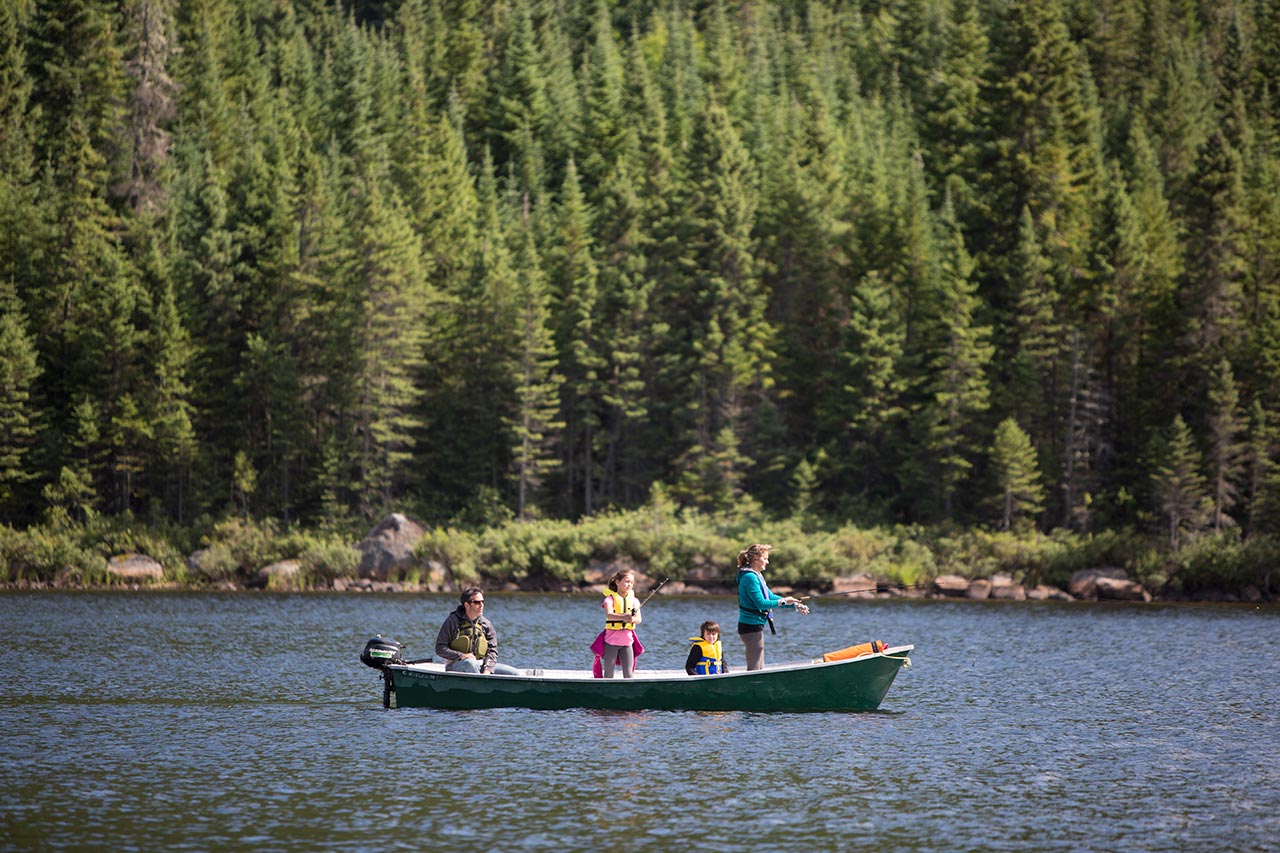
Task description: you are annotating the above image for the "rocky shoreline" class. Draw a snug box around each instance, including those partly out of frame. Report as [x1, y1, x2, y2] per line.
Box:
[4, 513, 1275, 604]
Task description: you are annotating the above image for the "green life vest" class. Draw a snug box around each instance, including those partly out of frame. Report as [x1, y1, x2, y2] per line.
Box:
[448, 618, 489, 659]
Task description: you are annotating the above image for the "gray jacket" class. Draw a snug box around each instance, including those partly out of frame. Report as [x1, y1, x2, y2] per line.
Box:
[434, 606, 500, 672]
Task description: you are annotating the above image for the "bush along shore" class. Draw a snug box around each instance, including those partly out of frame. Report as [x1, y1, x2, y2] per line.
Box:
[3, 498, 1277, 604]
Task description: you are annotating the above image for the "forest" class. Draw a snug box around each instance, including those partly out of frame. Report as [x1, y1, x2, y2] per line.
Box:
[1, 0, 1279, 592]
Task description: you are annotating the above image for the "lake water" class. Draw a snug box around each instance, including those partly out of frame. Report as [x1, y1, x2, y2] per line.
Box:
[1, 591, 1277, 852]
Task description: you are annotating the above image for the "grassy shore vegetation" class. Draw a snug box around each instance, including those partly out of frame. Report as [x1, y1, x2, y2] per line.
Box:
[3, 2, 1280, 604]
[3, 485, 1275, 600]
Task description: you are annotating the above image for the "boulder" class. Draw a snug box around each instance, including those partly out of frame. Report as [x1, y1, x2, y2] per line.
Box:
[831, 574, 878, 597]
[252, 559, 301, 590]
[357, 513, 426, 581]
[107, 553, 164, 583]
[1095, 576, 1152, 602]
[424, 559, 454, 592]
[966, 578, 993, 600]
[933, 574, 970, 597]
[683, 556, 726, 583]
[1068, 567, 1129, 600]
[990, 582, 1027, 601]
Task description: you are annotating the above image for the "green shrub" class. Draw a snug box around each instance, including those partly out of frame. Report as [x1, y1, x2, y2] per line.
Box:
[0, 524, 106, 583]
[416, 527, 482, 585]
[298, 536, 360, 584]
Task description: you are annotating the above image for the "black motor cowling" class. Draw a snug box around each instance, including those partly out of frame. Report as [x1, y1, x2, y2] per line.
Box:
[361, 635, 405, 669]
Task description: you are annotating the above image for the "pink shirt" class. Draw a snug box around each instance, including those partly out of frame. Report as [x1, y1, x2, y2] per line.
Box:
[602, 592, 636, 646]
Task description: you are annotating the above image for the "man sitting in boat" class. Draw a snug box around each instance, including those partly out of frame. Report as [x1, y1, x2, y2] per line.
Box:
[685, 620, 729, 675]
[434, 588, 522, 675]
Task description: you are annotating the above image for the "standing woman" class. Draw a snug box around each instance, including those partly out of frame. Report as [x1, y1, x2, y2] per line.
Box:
[736, 544, 808, 671]
[601, 569, 643, 678]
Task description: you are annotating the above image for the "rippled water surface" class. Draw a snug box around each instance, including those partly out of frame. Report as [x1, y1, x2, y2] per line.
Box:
[2, 591, 1278, 852]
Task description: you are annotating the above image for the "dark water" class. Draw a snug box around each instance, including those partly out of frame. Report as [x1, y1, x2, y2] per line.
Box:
[1, 591, 1277, 852]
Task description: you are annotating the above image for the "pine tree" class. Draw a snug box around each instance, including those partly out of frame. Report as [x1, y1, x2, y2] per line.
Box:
[837, 270, 907, 503]
[905, 185, 993, 521]
[509, 223, 564, 519]
[1181, 129, 1247, 362]
[1205, 357, 1244, 531]
[990, 417, 1045, 531]
[0, 0, 46, 294]
[578, 0, 626, 194]
[547, 159, 604, 516]
[1242, 398, 1278, 538]
[488, 2, 549, 196]
[1149, 414, 1209, 550]
[918, 0, 987, 212]
[143, 249, 197, 522]
[419, 153, 521, 514]
[351, 177, 431, 516]
[43, 399, 102, 527]
[660, 94, 772, 511]
[0, 282, 41, 522]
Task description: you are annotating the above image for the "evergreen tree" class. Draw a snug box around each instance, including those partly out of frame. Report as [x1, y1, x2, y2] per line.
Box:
[1149, 413, 1209, 549]
[836, 270, 907, 505]
[509, 223, 564, 518]
[421, 153, 521, 513]
[1242, 397, 1278, 537]
[989, 417, 1045, 531]
[351, 178, 431, 516]
[660, 94, 771, 511]
[1181, 129, 1248, 362]
[142, 246, 197, 522]
[0, 0, 46, 294]
[43, 399, 101, 526]
[904, 185, 993, 521]
[1205, 357, 1244, 531]
[0, 282, 41, 522]
[917, 0, 987, 212]
[547, 159, 604, 516]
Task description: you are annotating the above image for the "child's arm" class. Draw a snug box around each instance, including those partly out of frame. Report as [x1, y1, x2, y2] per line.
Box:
[684, 645, 701, 675]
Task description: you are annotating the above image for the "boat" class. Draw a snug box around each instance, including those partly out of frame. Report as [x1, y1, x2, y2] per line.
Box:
[361, 637, 913, 712]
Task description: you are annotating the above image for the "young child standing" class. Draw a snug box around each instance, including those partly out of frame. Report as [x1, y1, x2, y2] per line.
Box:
[600, 569, 642, 678]
[685, 620, 728, 675]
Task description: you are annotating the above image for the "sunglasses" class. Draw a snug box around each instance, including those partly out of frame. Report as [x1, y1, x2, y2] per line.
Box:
[467, 599, 485, 605]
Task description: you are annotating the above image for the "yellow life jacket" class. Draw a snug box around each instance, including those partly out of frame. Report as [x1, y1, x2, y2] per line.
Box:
[603, 589, 637, 630]
[689, 637, 723, 675]
[448, 618, 489, 659]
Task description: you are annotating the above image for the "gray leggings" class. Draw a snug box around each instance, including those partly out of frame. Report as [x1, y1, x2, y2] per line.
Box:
[740, 628, 765, 671]
[602, 642, 635, 678]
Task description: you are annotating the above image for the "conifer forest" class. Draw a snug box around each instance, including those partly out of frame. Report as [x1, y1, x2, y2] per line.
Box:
[3, 0, 1280, 586]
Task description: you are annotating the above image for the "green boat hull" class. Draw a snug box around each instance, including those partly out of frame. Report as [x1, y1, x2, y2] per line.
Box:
[384, 645, 912, 712]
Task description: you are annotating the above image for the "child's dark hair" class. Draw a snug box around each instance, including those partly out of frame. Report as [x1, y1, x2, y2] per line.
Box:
[607, 568, 634, 592]
[700, 620, 720, 636]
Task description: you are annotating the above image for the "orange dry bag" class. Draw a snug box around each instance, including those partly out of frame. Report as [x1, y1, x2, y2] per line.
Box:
[822, 640, 887, 662]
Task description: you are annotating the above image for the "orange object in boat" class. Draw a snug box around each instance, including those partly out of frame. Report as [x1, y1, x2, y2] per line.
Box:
[822, 640, 887, 662]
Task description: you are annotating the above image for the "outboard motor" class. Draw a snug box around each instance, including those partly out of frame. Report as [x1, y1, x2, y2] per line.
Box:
[361, 635, 405, 670]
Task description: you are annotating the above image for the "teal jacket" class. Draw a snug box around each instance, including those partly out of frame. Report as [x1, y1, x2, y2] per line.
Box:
[737, 567, 789, 626]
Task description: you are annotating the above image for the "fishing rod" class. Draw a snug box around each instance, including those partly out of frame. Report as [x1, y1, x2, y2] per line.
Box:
[799, 581, 931, 601]
[798, 587, 879, 601]
[634, 577, 669, 611]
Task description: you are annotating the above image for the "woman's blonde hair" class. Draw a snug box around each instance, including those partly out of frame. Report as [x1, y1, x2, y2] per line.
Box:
[737, 543, 773, 567]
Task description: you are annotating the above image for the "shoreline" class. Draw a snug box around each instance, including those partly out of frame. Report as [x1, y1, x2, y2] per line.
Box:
[3, 576, 1274, 605]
